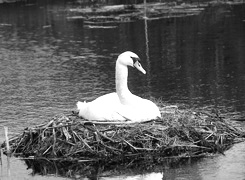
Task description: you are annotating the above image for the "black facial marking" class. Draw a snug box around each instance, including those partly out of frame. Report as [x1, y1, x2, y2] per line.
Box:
[131, 57, 141, 64]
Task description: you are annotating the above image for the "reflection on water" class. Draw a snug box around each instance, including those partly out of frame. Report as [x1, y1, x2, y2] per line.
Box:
[0, 140, 245, 180]
[2, 142, 245, 180]
[199, 141, 245, 180]
[146, 6, 245, 112]
[0, 1, 245, 180]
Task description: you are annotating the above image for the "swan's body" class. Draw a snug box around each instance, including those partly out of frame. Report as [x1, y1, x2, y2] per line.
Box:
[77, 51, 161, 122]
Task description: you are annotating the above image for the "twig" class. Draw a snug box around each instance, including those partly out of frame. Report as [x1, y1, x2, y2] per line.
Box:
[78, 159, 96, 162]
[13, 136, 25, 154]
[0, 148, 2, 165]
[83, 125, 116, 143]
[4, 127, 10, 155]
[52, 127, 56, 155]
[72, 131, 93, 151]
[169, 144, 211, 149]
[100, 142, 123, 154]
[123, 139, 154, 151]
[43, 145, 52, 155]
[144, 133, 162, 141]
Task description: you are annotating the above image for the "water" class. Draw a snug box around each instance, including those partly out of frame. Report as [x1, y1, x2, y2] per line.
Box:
[0, 1, 245, 179]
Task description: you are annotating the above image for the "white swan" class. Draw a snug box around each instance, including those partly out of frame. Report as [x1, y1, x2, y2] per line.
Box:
[77, 51, 161, 122]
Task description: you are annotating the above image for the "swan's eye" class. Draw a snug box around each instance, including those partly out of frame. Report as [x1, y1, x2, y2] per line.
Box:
[131, 57, 141, 64]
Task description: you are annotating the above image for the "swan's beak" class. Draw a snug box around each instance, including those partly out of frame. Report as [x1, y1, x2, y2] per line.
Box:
[134, 61, 146, 74]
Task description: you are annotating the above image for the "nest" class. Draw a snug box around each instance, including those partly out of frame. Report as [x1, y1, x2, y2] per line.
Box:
[1, 106, 245, 163]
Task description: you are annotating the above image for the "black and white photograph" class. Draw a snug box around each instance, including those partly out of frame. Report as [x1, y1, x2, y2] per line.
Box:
[0, 0, 245, 179]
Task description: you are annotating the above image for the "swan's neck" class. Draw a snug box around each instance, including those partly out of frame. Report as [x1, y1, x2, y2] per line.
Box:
[116, 61, 132, 104]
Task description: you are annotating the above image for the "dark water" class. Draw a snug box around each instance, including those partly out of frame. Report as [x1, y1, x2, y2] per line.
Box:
[0, 1, 245, 179]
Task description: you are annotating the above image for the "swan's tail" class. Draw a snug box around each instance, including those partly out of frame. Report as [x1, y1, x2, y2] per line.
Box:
[76, 101, 87, 117]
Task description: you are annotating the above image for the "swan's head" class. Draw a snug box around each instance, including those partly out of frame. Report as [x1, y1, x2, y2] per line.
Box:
[117, 51, 146, 74]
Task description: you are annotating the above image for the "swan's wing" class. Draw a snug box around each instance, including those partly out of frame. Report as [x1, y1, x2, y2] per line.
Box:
[77, 93, 160, 122]
[93, 92, 120, 104]
[116, 97, 161, 122]
[77, 93, 127, 121]
[115, 106, 136, 121]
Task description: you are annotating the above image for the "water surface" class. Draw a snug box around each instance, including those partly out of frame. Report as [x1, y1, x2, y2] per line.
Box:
[0, 1, 245, 179]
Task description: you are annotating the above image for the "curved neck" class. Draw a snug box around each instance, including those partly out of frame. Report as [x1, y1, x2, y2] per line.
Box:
[116, 61, 132, 104]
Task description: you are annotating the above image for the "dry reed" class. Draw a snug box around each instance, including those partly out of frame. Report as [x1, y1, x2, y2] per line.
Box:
[1, 106, 245, 162]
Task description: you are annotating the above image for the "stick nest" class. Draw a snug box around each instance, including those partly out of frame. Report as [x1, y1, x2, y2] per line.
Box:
[2, 106, 245, 162]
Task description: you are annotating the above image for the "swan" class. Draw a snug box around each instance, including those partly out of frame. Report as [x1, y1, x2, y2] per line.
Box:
[77, 51, 161, 122]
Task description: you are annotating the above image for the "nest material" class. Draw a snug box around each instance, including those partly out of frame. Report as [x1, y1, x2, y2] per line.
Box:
[2, 107, 245, 162]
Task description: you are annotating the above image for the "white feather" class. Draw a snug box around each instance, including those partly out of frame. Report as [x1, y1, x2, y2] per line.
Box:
[77, 51, 161, 122]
